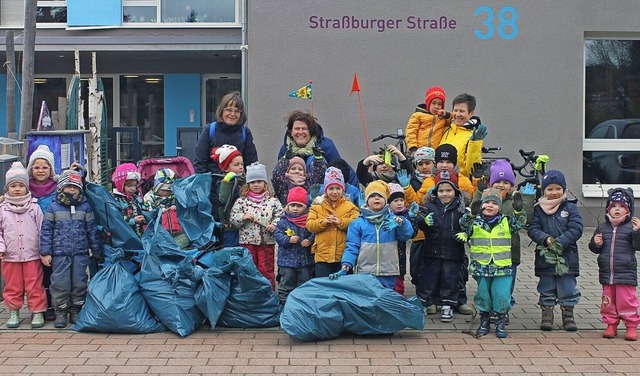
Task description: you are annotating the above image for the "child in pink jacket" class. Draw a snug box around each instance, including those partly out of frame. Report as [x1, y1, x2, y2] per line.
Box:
[0, 162, 46, 328]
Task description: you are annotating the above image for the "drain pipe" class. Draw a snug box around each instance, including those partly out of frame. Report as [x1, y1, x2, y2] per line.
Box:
[241, 0, 248, 108]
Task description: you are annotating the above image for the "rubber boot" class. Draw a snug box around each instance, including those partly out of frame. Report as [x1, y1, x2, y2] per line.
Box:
[603, 324, 617, 338]
[540, 305, 554, 331]
[54, 311, 68, 329]
[476, 311, 491, 336]
[31, 313, 45, 329]
[625, 326, 638, 341]
[561, 306, 577, 331]
[69, 305, 82, 325]
[495, 312, 508, 338]
[6, 310, 20, 328]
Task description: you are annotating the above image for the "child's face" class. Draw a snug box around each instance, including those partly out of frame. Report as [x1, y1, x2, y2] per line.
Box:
[482, 200, 500, 217]
[416, 160, 434, 174]
[452, 102, 474, 126]
[325, 185, 344, 203]
[288, 164, 305, 177]
[436, 160, 455, 171]
[389, 197, 405, 213]
[375, 163, 393, 174]
[157, 188, 171, 197]
[428, 98, 444, 115]
[287, 202, 306, 215]
[437, 183, 456, 204]
[63, 185, 80, 196]
[123, 180, 138, 196]
[31, 159, 52, 183]
[227, 155, 245, 174]
[608, 202, 629, 219]
[491, 180, 514, 199]
[7, 182, 27, 197]
[367, 193, 386, 211]
[249, 180, 266, 194]
[544, 184, 564, 200]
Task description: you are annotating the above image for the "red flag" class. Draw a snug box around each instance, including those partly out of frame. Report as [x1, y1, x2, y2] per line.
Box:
[349, 73, 361, 96]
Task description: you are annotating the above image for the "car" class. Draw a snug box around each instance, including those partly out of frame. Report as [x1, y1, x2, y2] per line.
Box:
[583, 119, 640, 185]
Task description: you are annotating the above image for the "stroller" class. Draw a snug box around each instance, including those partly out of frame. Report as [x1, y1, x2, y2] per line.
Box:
[137, 156, 195, 195]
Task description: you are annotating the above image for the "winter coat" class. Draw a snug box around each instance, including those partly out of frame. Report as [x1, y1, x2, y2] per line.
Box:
[217, 174, 244, 228]
[306, 196, 359, 263]
[417, 196, 466, 261]
[440, 123, 483, 177]
[589, 218, 640, 286]
[341, 210, 414, 276]
[404, 172, 475, 205]
[0, 200, 43, 262]
[113, 191, 146, 236]
[528, 200, 583, 277]
[271, 156, 326, 206]
[194, 121, 258, 174]
[229, 195, 283, 245]
[356, 158, 414, 187]
[274, 214, 315, 268]
[40, 199, 101, 258]
[405, 103, 451, 150]
[34, 191, 56, 213]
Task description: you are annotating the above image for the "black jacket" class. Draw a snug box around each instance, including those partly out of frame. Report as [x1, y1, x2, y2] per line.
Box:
[193, 121, 258, 174]
[417, 195, 466, 261]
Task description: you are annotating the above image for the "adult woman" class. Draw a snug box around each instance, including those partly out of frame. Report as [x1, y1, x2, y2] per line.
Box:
[276, 110, 358, 187]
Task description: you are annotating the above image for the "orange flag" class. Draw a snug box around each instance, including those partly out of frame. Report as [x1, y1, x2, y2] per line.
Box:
[349, 73, 361, 96]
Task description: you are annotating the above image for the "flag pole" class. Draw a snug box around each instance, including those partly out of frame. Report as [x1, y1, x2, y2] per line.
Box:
[309, 81, 314, 117]
[350, 73, 371, 155]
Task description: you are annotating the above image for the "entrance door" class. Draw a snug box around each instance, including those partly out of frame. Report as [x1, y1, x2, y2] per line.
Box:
[202, 74, 241, 125]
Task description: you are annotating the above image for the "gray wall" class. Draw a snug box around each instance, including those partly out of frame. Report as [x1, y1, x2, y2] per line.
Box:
[246, 0, 639, 225]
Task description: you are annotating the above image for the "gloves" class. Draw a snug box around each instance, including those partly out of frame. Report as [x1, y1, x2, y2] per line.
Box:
[477, 177, 488, 193]
[535, 155, 550, 171]
[454, 232, 468, 243]
[223, 172, 237, 182]
[520, 182, 536, 195]
[408, 202, 420, 218]
[396, 170, 411, 188]
[312, 146, 324, 160]
[470, 200, 483, 216]
[328, 269, 347, 280]
[309, 184, 322, 201]
[470, 124, 488, 141]
[383, 214, 401, 230]
[471, 162, 484, 179]
[424, 212, 434, 226]
[512, 191, 523, 212]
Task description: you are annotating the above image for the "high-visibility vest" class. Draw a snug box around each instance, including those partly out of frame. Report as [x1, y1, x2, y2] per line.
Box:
[469, 217, 512, 267]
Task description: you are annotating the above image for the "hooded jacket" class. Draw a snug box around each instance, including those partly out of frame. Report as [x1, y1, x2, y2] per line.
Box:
[405, 103, 451, 150]
[306, 195, 359, 263]
[440, 118, 483, 177]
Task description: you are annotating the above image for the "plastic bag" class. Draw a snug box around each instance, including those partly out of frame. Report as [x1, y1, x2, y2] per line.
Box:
[194, 265, 232, 329]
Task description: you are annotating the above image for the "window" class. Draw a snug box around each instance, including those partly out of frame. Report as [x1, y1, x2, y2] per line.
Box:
[37, 0, 66, 24]
[33, 77, 67, 130]
[119, 76, 165, 158]
[583, 38, 640, 196]
[202, 75, 241, 124]
[123, 0, 237, 24]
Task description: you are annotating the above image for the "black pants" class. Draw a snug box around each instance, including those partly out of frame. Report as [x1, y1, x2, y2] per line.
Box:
[315, 262, 342, 278]
[277, 265, 314, 304]
[417, 258, 463, 307]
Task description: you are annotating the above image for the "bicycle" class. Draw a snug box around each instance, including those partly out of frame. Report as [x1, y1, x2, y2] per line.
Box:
[510, 149, 549, 199]
[479, 146, 510, 180]
[371, 128, 411, 161]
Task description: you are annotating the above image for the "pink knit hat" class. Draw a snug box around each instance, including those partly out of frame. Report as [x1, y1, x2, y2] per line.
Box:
[5, 161, 29, 190]
[111, 163, 140, 195]
[323, 167, 345, 193]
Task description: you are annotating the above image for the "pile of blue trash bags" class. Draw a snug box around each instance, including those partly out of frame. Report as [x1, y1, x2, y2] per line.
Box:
[71, 174, 424, 340]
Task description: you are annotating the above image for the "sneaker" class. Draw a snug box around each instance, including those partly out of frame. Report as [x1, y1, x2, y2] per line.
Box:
[31, 313, 45, 329]
[6, 310, 20, 328]
[456, 304, 473, 315]
[424, 305, 437, 315]
[441, 305, 453, 323]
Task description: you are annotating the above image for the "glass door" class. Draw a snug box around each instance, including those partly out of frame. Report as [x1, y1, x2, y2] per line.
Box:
[202, 74, 241, 125]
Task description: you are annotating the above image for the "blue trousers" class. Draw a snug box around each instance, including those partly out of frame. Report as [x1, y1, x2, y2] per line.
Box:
[50, 254, 90, 311]
[510, 264, 519, 306]
[417, 258, 462, 307]
[473, 274, 512, 313]
[537, 274, 581, 307]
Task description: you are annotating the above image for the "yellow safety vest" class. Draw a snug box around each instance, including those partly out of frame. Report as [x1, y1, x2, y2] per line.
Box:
[469, 217, 512, 267]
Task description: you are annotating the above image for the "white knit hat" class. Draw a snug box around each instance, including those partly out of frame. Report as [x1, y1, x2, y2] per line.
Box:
[5, 161, 29, 190]
[27, 145, 55, 177]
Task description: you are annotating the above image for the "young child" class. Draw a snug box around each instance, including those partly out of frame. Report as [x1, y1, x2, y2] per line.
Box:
[356, 145, 413, 186]
[405, 86, 451, 152]
[40, 169, 100, 328]
[336, 180, 414, 289]
[387, 183, 417, 295]
[212, 145, 245, 247]
[0, 162, 46, 329]
[528, 170, 583, 332]
[273, 187, 315, 304]
[111, 163, 146, 237]
[589, 188, 640, 341]
[306, 167, 359, 278]
[272, 154, 326, 206]
[417, 168, 467, 322]
[326, 158, 361, 206]
[142, 168, 188, 247]
[230, 162, 283, 290]
[461, 187, 526, 338]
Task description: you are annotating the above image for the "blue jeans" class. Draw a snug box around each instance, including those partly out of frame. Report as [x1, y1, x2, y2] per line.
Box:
[537, 274, 581, 307]
[473, 274, 512, 313]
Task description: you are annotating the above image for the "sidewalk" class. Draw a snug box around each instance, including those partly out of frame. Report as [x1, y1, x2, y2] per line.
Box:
[1, 227, 638, 375]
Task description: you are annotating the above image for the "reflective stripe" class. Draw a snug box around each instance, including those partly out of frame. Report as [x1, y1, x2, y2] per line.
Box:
[470, 238, 511, 247]
[469, 217, 512, 267]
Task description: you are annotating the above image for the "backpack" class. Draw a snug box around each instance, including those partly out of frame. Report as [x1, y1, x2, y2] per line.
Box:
[209, 121, 247, 144]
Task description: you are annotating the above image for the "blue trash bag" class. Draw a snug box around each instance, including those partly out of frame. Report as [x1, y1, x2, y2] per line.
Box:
[173, 173, 217, 248]
[212, 247, 281, 328]
[280, 274, 425, 341]
[70, 248, 166, 334]
[194, 264, 232, 329]
[138, 210, 206, 337]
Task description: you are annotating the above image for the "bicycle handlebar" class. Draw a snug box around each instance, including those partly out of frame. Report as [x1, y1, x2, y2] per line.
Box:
[372, 134, 404, 142]
[482, 146, 502, 153]
[511, 149, 539, 178]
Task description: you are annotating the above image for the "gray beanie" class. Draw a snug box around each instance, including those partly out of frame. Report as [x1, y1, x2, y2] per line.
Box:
[246, 162, 268, 183]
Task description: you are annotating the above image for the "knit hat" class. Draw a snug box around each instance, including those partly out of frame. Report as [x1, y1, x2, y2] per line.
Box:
[481, 187, 502, 208]
[434, 144, 457, 166]
[27, 144, 55, 177]
[413, 147, 435, 163]
[489, 159, 516, 186]
[287, 186, 308, 207]
[323, 167, 345, 193]
[152, 168, 176, 193]
[328, 158, 351, 183]
[245, 162, 268, 183]
[5, 161, 29, 190]
[365, 180, 390, 202]
[58, 169, 83, 191]
[387, 183, 405, 203]
[287, 156, 306, 175]
[425, 86, 446, 109]
[433, 168, 459, 190]
[607, 189, 633, 214]
[111, 163, 141, 195]
[541, 170, 566, 192]
[210, 144, 242, 172]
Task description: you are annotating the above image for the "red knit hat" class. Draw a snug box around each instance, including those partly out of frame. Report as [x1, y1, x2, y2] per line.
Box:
[433, 168, 459, 189]
[287, 186, 308, 207]
[425, 86, 446, 109]
[210, 144, 242, 172]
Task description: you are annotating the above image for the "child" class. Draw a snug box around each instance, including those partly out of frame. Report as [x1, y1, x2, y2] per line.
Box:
[387, 183, 417, 295]
[440, 93, 486, 177]
[417, 168, 467, 322]
[273, 187, 315, 304]
[528, 170, 583, 331]
[306, 167, 359, 278]
[0, 162, 46, 329]
[589, 188, 640, 341]
[326, 158, 361, 206]
[212, 145, 245, 247]
[272, 154, 326, 206]
[337, 180, 414, 289]
[111, 163, 146, 237]
[405, 86, 451, 152]
[40, 169, 101, 328]
[143, 168, 188, 247]
[230, 162, 283, 290]
[356, 145, 413, 186]
[460, 188, 526, 337]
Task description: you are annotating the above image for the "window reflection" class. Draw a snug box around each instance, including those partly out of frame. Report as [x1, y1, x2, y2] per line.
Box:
[161, 0, 235, 23]
[119, 76, 165, 158]
[36, 6, 67, 23]
[33, 78, 66, 131]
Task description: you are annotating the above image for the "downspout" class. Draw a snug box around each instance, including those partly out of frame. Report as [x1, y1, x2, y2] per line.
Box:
[241, 0, 248, 109]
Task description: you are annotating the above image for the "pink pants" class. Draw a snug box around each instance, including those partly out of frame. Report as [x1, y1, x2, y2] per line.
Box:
[243, 244, 275, 290]
[394, 276, 405, 296]
[601, 284, 640, 327]
[2, 260, 47, 312]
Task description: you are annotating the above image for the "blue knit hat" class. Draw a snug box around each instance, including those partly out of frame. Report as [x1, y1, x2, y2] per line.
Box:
[541, 170, 566, 192]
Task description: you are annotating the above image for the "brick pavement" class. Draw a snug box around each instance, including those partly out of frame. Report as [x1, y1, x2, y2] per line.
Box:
[1, 227, 639, 375]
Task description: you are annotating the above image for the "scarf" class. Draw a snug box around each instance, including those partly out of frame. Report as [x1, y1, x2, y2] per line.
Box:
[414, 172, 431, 183]
[29, 178, 57, 198]
[360, 204, 389, 225]
[285, 172, 306, 186]
[372, 169, 396, 183]
[285, 135, 318, 156]
[56, 190, 84, 207]
[538, 194, 566, 215]
[247, 190, 266, 203]
[4, 192, 33, 214]
[607, 213, 628, 228]
[287, 212, 308, 228]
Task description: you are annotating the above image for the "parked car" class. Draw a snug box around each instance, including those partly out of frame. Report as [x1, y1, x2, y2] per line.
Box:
[583, 119, 640, 185]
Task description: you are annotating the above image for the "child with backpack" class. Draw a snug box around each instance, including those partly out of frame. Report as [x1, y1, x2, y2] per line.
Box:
[212, 145, 245, 247]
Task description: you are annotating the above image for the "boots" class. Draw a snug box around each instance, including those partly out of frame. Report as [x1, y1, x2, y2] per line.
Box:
[476, 311, 491, 336]
[603, 324, 618, 338]
[625, 326, 638, 341]
[69, 305, 82, 324]
[54, 311, 68, 329]
[540, 305, 554, 331]
[31, 313, 45, 329]
[6, 310, 20, 328]
[495, 312, 508, 338]
[561, 306, 577, 331]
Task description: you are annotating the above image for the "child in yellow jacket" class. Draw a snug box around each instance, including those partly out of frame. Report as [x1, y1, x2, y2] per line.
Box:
[405, 86, 451, 153]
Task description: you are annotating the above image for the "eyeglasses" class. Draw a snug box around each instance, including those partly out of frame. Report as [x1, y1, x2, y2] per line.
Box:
[223, 108, 242, 114]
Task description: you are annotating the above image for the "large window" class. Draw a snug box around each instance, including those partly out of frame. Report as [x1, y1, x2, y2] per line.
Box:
[119, 76, 165, 158]
[37, 1, 66, 24]
[123, 0, 237, 24]
[583, 38, 640, 196]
